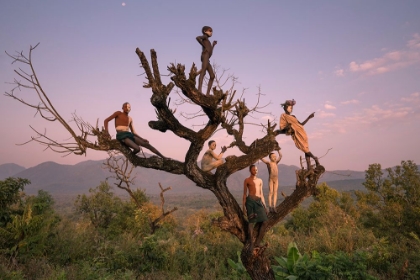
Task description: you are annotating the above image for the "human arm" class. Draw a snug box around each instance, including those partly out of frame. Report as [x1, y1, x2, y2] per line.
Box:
[276, 150, 282, 164]
[196, 35, 207, 47]
[259, 179, 267, 210]
[300, 112, 315, 126]
[212, 40, 217, 47]
[260, 157, 269, 164]
[209, 147, 226, 160]
[103, 111, 119, 134]
[278, 114, 293, 134]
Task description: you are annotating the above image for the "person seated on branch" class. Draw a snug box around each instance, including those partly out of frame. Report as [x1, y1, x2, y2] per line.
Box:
[104, 102, 166, 158]
[279, 99, 320, 170]
[200, 140, 226, 172]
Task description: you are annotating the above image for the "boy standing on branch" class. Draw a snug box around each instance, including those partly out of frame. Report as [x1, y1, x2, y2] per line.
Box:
[243, 165, 268, 249]
[260, 149, 282, 213]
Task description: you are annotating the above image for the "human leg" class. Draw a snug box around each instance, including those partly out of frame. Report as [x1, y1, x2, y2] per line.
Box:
[134, 136, 166, 158]
[205, 63, 215, 95]
[306, 151, 320, 167]
[268, 180, 274, 209]
[198, 53, 210, 94]
[201, 159, 223, 172]
[254, 221, 268, 247]
[273, 180, 278, 210]
[122, 138, 141, 154]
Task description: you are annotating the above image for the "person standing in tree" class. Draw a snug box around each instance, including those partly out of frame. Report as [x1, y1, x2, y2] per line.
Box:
[279, 99, 320, 170]
[260, 149, 282, 213]
[243, 165, 268, 249]
[196, 26, 217, 95]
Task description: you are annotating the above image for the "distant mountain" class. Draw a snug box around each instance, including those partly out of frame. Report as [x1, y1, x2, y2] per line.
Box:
[0, 163, 26, 180]
[1, 159, 375, 196]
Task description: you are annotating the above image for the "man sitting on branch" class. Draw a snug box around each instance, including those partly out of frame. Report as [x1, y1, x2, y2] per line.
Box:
[104, 102, 166, 158]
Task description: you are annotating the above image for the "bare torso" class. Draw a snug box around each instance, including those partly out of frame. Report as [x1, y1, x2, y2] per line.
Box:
[266, 162, 279, 179]
[244, 176, 263, 199]
[113, 111, 132, 132]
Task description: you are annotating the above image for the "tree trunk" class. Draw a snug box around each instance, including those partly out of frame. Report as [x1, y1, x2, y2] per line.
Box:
[241, 243, 275, 280]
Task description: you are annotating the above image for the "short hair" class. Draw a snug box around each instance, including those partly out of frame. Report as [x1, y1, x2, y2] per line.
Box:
[202, 26, 212, 34]
[269, 152, 275, 157]
[208, 140, 215, 146]
[249, 164, 256, 171]
[122, 102, 130, 108]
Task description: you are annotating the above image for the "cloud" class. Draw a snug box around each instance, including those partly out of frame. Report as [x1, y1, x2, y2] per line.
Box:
[334, 69, 344, 77]
[407, 33, 420, 49]
[401, 92, 420, 103]
[318, 110, 336, 118]
[323, 99, 419, 135]
[341, 99, 359, 105]
[347, 34, 420, 76]
[122, 2, 126, 6]
[324, 103, 336, 110]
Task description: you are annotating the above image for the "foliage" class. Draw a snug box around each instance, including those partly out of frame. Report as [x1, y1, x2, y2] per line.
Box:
[355, 161, 420, 278]
[0, 187, 60, 266]
[2, 161, 420, 279]
[285, 183, 376, 253]
[227, 251, 251, 279]
[0, 178, 30, 227]
[271, 242, 376, 280]
[75, 182, 126, 231]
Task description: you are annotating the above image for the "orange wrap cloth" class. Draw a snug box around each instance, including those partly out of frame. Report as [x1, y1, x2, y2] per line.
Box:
[280, 113, 310, 153]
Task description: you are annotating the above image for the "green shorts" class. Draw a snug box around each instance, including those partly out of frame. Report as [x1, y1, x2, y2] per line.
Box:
[246, 196, 268, 223]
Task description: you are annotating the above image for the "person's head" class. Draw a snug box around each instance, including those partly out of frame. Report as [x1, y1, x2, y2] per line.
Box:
[122, 102, 131, 113]
[208, 140, 216, 150]
[281, 99, 296, 114]
[269, 152, 276, 161]
[249, 164, 258, 175]
[202, 26, 213, 37]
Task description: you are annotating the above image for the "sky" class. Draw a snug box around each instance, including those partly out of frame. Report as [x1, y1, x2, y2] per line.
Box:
[1, 0, 419, 171]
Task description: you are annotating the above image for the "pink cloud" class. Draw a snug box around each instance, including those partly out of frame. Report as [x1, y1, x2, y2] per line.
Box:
[407, 33, 420, 49]
[341, 99, 359, 105]
[322, 101, 419, 135]
[401, 92, 420, 103]
[334, 69, 344, 77]
[318, 110, 336, 118]
[324, 104, 336, 110]
[347, 34, 420, 75]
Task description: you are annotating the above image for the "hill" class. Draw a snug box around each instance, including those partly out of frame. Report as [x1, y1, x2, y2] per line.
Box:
[0, 163, 26, 180]
[1, 159, 369, 196]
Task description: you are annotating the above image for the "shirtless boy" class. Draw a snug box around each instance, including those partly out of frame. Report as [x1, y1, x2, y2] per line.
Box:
[243, 165, 268, 248]
[261, 149, 282, 212]
[196, 26, 217, 95]
[104, 102, 166, 158]
[201, 140, 227, 172]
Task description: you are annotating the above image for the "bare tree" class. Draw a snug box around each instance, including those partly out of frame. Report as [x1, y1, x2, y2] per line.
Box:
[103, 151, 177, 234]
[5, 44, 325, 280]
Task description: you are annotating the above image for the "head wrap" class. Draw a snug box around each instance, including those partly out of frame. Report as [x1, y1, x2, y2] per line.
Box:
[281, 99, 296, 108]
